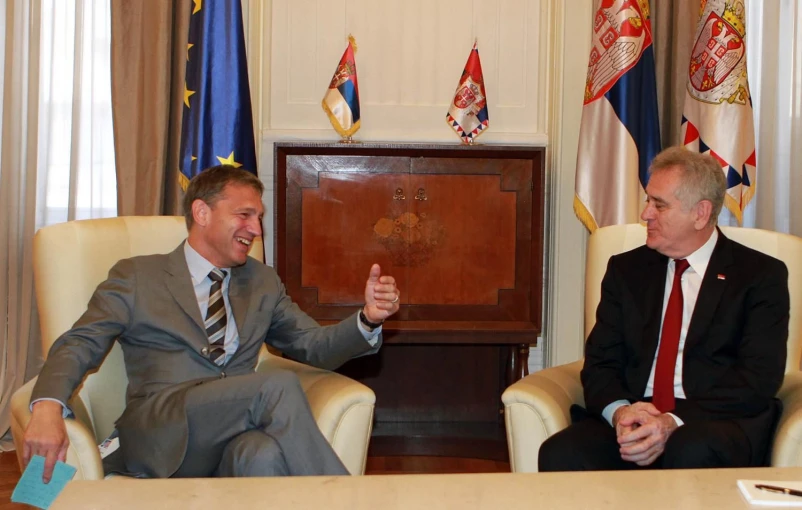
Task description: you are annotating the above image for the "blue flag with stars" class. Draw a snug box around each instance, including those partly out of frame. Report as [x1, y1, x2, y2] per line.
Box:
[179, 0, 257, 189]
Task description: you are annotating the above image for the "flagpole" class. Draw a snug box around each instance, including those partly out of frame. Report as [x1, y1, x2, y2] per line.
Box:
[466, 37, 480, 145]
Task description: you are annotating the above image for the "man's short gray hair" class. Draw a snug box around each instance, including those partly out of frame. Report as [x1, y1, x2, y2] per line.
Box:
[648, 146, 727, 226]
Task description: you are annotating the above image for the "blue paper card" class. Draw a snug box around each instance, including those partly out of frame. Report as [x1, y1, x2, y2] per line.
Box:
[11, 455, 77, 509]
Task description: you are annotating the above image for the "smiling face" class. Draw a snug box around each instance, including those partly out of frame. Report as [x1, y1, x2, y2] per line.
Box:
[188, 182, 264, 268]
[640, 167, 713, 259]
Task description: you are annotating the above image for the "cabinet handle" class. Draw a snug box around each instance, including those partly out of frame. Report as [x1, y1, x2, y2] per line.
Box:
[393, 188, 406, 200]
[415, 188, 427, 201]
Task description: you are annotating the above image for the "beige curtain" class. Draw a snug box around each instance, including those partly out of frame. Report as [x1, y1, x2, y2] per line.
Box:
[110, 0, 190, 216]
[651, 0, 698, 150]
[0, 0, 44, 449]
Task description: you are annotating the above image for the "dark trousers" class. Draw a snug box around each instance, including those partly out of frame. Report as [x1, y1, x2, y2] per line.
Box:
[538, 404, 754, 472]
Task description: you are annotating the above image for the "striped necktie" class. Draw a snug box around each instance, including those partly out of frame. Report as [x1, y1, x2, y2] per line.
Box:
[205, 268, 227, 365]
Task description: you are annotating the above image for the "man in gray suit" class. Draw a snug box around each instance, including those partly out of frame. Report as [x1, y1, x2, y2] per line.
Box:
[23, 165, 400, 482]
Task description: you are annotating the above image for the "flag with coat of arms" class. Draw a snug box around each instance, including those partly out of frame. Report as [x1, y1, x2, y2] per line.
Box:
[681, 0, 756, 224]
[446, 42, 489, 144]
[574, 0, 661, 233]
[178, 0, 258, 190]
[322, 35, 361, 138]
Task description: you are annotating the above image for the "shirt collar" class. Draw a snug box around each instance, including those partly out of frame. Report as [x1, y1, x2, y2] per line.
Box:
[682, 228, 718, 279]
[184, 241, 230, 285]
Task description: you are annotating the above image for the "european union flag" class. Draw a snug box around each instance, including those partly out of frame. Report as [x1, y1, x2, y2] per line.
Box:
[179, 0, 257, 189]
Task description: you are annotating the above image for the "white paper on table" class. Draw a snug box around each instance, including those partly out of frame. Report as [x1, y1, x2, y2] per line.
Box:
[738, 480, 802, 507]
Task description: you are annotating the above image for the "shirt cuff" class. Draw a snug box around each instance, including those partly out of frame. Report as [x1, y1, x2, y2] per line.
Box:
[30, 398, 72, 418]
[667, 412, 684, 427]
[602, 400, 630, 427]
[356, 313, 382, 347]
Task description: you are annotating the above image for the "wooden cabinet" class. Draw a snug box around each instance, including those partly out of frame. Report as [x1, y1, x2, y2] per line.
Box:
[274, 142, 545, 461]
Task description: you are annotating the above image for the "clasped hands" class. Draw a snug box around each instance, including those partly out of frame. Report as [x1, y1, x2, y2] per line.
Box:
[612, 402, 678, 467]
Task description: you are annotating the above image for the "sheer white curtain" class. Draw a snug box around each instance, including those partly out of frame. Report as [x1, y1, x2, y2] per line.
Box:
[0, 0, 116, 447]
[720, 0, 802, 236]
[37, 0, 117, 227]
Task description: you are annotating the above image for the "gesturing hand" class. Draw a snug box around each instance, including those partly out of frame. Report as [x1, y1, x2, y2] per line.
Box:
[363, 263, 400, 324]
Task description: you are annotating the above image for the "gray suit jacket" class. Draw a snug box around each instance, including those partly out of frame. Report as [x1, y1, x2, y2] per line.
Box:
[31, 242, 380, 477]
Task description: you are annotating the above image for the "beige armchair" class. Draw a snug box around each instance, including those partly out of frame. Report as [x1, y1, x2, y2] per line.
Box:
[502, 224, 802, 472]
[10, 216, 376, 478]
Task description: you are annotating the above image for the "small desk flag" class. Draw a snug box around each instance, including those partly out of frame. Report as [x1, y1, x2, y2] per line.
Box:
[446, 42, 489, 144]
[573, 0, 661, 232]
[681, 0, 756, 224]
[322, 35, 361, 138]
[178, 0, 258, 190]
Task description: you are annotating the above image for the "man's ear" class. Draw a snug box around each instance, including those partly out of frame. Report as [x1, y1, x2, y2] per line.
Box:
[191, 199, 210, 227]
[694, 200, 713, 229]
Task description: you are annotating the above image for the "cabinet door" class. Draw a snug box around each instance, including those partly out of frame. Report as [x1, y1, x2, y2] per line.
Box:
[284, 154, 409, 318]
[406, 157, 535, 322]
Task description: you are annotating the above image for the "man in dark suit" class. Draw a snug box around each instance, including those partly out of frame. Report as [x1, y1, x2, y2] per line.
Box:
[539, 147, 789, 471]
[23, 165, 401, 482]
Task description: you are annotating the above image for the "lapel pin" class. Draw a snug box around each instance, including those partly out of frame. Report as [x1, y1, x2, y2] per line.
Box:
[717, 274, 726, 280]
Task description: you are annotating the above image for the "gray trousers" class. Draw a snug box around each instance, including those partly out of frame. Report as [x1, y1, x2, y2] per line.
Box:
[171, 367, 349, 477]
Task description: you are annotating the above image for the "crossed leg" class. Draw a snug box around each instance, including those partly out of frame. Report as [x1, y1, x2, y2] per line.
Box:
[172, 367, 349, 477]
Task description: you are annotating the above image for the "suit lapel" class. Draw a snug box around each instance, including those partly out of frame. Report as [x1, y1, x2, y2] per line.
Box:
[228, 262, 254, 343]
[638, 249, 669, 367]
[164, 243, 207, 345]
[684, 230, 734, 352]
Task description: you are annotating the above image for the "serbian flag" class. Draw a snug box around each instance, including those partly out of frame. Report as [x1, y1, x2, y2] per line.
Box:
[322, 35, 360, 138]
[681, 0, 755, 224]
[574, 1, 661, 232]
[446, 42, 489, 144]
[178, 0, 257, 190]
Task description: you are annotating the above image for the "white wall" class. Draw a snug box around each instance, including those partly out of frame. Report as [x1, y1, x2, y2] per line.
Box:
[245, 0, 593, 368]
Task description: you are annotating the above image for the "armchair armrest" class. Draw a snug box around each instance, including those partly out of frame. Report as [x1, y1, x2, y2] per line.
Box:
[10, 377, 105, 480]
[502, 360, 584, 473]
[771, 371, 802, 467]
[255, 352, 376, 475]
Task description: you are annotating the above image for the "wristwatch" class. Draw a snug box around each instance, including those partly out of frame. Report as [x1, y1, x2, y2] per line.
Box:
[359, 308, 384, 329]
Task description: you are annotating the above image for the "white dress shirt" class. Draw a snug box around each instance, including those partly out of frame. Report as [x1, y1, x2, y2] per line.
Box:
[602, 229, 719, 427]
[185, 242, 240, 364]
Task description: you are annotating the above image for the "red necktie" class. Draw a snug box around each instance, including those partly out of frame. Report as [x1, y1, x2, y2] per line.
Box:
[652, 258, 690, 413]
